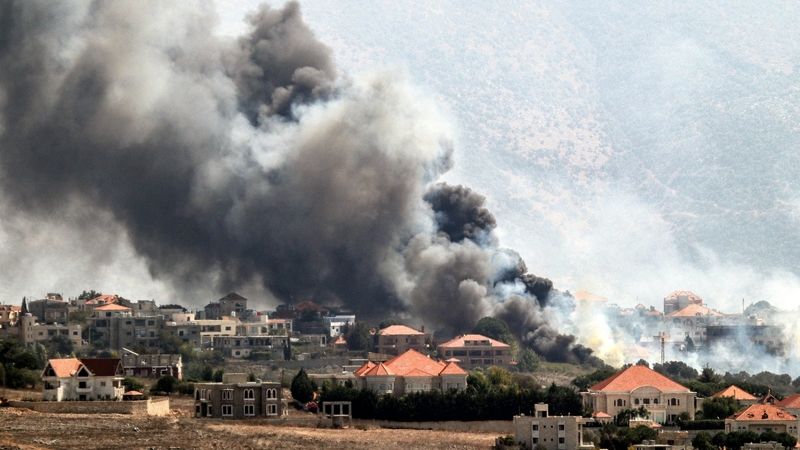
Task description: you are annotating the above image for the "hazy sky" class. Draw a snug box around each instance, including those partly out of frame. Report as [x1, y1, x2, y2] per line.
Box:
[2, 1, 799, 313]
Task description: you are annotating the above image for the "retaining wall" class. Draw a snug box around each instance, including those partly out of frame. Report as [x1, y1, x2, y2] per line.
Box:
[10, 398, 170, 416]
[351, 419, 513, 433]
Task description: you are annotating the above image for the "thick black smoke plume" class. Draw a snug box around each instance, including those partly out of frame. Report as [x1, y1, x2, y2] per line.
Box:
[0, 1, 594, 364]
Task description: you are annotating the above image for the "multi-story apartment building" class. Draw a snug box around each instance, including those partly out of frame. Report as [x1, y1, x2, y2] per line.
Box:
[42, 358, 125, 401]
[663, 291, 704, 315]
[375, 324, 431, 356]
[14, 313, 83, 348]
[203, 292, 248, 320]
[90, 304, 164, 350]
[581, 364, 697, 424]
[28, 296, 70, 324]
[437, 334, 512, 369]
[194, 373, 286, 419]
[237, 318, 292, 336]
[513, 403, 595, 450]
[213, 335, 289, 359]
[162, 318, 237, 349]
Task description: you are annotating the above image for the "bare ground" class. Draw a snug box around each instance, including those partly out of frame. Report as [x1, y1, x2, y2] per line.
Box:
[0, 399, 497, 450]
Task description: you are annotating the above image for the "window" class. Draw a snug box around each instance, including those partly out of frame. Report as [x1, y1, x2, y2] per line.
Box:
[653, 398, 659, 404]
[266, 388, 277, 400]
[643, 398, 650, 405]
[634, 398, 640, 405]
[100, 381, 106, 387]
[532, 425, 538, 431]
[243, 389, 255, 400]
[267, 404, 277, 416]
[78, 381, 87, 389]
[222, 389, 233, 400]
[243, 404, 255, 416]
[532, 438, 539, 444]
[222, 405, 233, 416]
[558, 424, 564, 431]
[559, 438, 565, 444]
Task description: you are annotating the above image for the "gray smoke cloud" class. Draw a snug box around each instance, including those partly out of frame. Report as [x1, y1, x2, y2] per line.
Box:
[0, 0, 594, 362]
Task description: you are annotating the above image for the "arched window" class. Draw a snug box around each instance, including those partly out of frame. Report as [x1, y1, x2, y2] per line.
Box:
[243, 389, 254, 400]
[266, 388, 277, 400]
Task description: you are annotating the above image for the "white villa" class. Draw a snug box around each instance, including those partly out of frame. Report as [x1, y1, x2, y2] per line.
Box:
[42, 358, 125, 401]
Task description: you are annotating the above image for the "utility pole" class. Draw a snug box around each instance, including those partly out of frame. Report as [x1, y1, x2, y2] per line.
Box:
[660, 333, 665, 365]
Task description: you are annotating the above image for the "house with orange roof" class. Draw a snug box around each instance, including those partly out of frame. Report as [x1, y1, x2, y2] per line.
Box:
[437, 333, 512, 369]
[725, 403, 800, 439]
[581, 364, 697, 424]
[667, 303, 724, 347]
[663, 290, 704, 315]
[375, 324, 431, 356]
[776, 394, 800, 417]
[713, 385, 758, 405]
[354, 349, 467, 395]
[42, 357, 124, 401]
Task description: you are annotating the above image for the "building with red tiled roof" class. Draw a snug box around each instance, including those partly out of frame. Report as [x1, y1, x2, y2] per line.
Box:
[725, 403, 800, 439]
[713, 385, 758, 404]
[777, 394, 800, 417]
[354, 349, 467, 395]
[667, 303, 724, 347]
[41, 358, 124, 401]
[376, 324, 431, 356]
[581, 364, 697, 424]
[437, 334, 513, 369]
[663, 290, 703, 314]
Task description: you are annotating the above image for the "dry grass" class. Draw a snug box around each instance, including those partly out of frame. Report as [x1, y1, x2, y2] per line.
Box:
[0, 404, 497, 450]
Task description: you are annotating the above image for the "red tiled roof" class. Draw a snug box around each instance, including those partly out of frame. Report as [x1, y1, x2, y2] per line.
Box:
[713, 385, 757, 401]
[379, 325, 424, 336]
[668, 304, 721, 318]
[777, 394, 800, 409]
[94, 303, 131, 312]
[592, 412, 612, 418]
[333, 335, 347, 345]
[438, 334, 510, 349]
[364, 362, 394, 376]
[439, 361, 467, 376]
[664, 291, 702, 302]
[589, 365, 691, 393]
[46, 358, 83, 377]
[354, 361, 376, 376]
[730, 404, 797, 421]
[357, 349, 467, 378]
[124, 390, 144, 396]
[80, 358, 122, 377]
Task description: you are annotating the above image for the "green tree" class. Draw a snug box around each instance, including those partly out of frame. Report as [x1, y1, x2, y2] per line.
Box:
[516, 348, 539, 372]
[152, 375, 178, 393]
[700, 396, 738, 419]
[692, 432, 715, 450]
[486, 366, 513, 387]
[77, 290, 100, 300]
[472, 317, 516, 345]
[699, 367, 720, 383]
[47, 335, 74, 356]
[291, 368, 316, 403]
[345, 322, 373, 351]
[635, 359, 649, 367]
[122, 377, 144, 392]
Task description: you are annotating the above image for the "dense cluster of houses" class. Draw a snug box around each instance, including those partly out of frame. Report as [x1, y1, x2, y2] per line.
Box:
[576, 290, 787, 356]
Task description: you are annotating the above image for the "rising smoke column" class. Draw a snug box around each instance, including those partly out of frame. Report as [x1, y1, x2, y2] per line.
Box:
[0, 0, 596, 364]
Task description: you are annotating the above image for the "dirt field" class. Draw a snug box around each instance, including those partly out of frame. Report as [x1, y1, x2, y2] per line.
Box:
[0, 398, 498, 450]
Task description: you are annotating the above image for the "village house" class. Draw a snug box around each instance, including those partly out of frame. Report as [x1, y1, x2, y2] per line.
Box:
[203, 292, 248, 320]
[512, 403, 595, 450]
[713, 385, 758, 405]
[90, 304, 164, 350]
[42, 358, 124, 401]
[322, 315, 356, 337]
[14, 311, 83, 348]
[354, 349, 467, 395]
[212, 335, 289, 359]
[375, 324, 431, 356]
[121, 349, 183, 379]
[663, 290, 704, 315]
[666, 303, 723, 346]
[194, 373, 286, 419]
[581, 364, 697, 424]
[0, 304, 20, 328]
[776, 394, 800, 417]
[27, 295, 70, 324]
[237, 317, 293, 336]
[725, 403, 800, 439]
[437, 333, 512, 369]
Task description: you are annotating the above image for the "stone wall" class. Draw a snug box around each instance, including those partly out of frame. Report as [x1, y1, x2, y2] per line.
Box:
[10, 398, 170, 416]
[351, 419, 513, 433]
